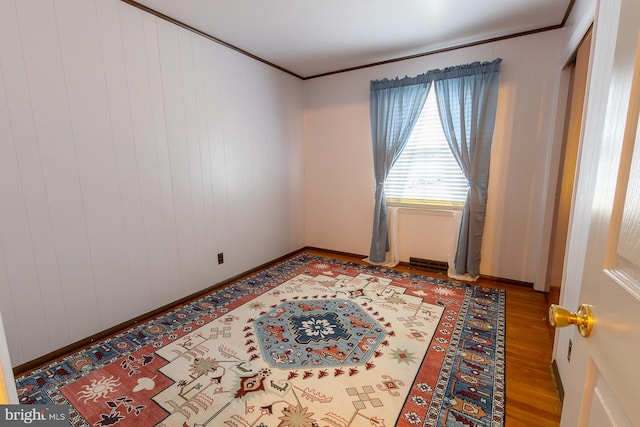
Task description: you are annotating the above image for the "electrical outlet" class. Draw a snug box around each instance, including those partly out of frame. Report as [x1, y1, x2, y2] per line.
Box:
[567, 339, 572, 362]
[217, 252, 224, 264]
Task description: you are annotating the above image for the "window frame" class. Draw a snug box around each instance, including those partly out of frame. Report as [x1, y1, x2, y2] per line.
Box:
[384, 88, 468, 210]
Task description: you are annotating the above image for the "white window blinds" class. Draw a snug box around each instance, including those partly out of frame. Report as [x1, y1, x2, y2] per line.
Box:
[385, 89, 469, 206]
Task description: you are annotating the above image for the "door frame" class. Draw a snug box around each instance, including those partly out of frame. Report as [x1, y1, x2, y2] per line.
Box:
[0, 311, 18, 404]
[534, 0, 597, 293]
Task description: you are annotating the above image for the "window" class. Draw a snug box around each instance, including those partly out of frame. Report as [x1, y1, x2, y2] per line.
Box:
[385, 89, 468, 207]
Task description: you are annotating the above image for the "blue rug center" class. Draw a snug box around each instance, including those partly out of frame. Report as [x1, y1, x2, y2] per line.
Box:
[289, 312, 351, 344]
[255, 299, 386, 368]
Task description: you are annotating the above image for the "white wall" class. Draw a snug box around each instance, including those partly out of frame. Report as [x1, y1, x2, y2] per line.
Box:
[533, 0, 596, 293]
[561, 0, 597, 65]
[0, 0, 305, 366]
[552, 0, 598, 384]
[305, 30, 564, 284]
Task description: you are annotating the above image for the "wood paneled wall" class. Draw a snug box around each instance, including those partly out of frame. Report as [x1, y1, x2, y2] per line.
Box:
[0, 0, 305, 366]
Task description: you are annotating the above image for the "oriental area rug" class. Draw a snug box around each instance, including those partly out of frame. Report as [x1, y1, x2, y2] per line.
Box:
[14, 253, 505, 426]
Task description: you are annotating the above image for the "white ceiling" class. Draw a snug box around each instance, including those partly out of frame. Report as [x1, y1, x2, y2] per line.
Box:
[131, 0, 573, 79]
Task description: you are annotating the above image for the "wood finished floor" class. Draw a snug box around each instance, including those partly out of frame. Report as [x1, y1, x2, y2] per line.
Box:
[305, 249, 562, 427]
[15, 248, 562, 426]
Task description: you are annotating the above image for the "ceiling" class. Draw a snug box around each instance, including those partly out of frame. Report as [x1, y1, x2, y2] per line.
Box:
[130, 0, 573, 79]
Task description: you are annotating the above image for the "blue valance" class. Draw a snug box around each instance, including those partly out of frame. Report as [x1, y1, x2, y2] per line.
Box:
[427, 58, 502, 81]
[370, 73, 431, 90]
[371, 58, 502, 90]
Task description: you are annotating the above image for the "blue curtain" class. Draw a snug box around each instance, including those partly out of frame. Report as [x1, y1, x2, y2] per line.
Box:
[431, 59, 502, 277]
[368, 75, 431, 263]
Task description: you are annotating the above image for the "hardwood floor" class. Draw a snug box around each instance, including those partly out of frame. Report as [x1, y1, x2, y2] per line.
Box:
[493, 281, 562, 426]
[306, 249, 562, 427]
[15, 247, 562, 426]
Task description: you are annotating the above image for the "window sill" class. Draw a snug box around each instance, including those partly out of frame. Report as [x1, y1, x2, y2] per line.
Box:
[386, 200, 464, 212]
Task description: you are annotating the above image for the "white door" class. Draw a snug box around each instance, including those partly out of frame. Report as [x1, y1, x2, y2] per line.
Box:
[557, 0, 640, 425]
[0, 312, 18, 404]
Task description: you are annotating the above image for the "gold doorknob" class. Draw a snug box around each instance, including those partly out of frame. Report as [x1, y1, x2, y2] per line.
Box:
[549, 304, 594, 337]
